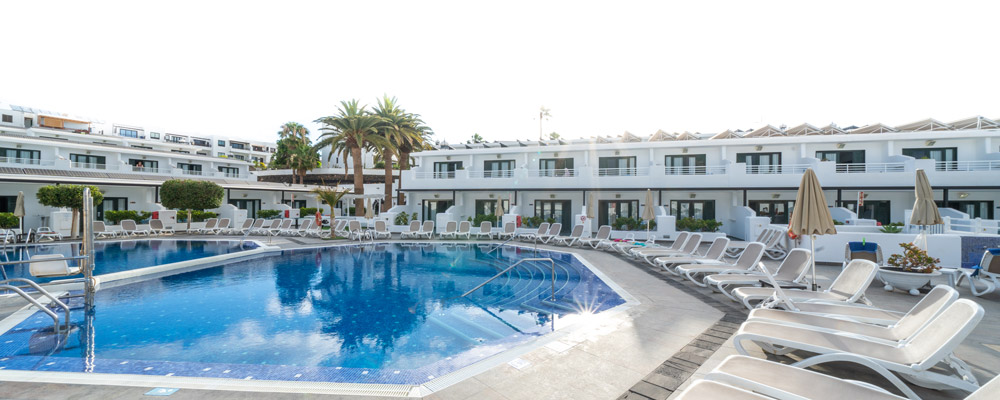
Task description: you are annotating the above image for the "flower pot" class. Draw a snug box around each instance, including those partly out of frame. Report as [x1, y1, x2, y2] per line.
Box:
[878, 267, 941, 295]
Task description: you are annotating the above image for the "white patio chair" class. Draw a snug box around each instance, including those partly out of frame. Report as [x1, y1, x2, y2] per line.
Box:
[454, 221, 471, 239]
[676, 241, 765, 287]
[417, 220, 435, 239]
[631, 231, 690, 259]
[28, 254, 81, 278]
[373, 220, 391, 239]
[726, 228, 773, 257]
[844, 241, 884, 268]
[704, 248, 811, 300]
[733, 259, 879, 310]
[270, 219, 293, 235]
[347, 220, 368, 241]
[553, 224, 584, 246]
[93, 221, 117, 239]
[400, 221, 421, 239]
[232, 219, 257, 235]
[495, 222, 516, 240]
[955, 249, 1000, 296]
[149, 219, 175, 235]
[438, 221, 459, 239]
[121, 220, 149, 236]
[473, 221, 493, 240]
[212, 218, 230, 234]
[536, 223, 562, 244]
[518, 223, 549, 241]
[254, 219, 280, 235]
[35, 227, 64, 242]
[635, 232, 699, 264]
[195, 218, 218, 234]
[576, 225, 612, 249]
[656, 237, 730, 274]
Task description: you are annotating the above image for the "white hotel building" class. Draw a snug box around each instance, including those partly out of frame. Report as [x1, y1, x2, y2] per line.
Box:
[399, 118, 1000, 242]
[0, 102, 324, 229]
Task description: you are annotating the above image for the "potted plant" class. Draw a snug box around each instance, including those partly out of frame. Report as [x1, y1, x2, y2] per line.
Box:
[880, 242, 942, 295]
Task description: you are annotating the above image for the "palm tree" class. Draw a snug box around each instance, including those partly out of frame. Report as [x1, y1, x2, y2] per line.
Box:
[289, 145, 319, 185]
[393, 115, 432, 206]
[312, 186, 351, 217]
[279, 122, 309, 143]
[373, 95, 414, 212]
[314, 100, 389, 216]
[277, 122, 310, 183]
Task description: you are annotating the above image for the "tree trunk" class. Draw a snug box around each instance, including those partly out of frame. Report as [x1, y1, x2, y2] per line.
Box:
[383, 147, 393, 212]
[187, 210, 192, 232]
[70, 208, 80, 239]
[397, 151, 409, 206]
[352, 146, 365, 216]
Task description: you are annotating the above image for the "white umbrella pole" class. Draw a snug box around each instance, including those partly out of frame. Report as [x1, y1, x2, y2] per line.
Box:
[810, 234, 817, 291]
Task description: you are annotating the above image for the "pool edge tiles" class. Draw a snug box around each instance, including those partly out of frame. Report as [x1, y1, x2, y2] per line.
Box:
[0, 242, 637, 396]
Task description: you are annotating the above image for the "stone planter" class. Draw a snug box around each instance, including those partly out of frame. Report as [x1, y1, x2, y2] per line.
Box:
[878, 267, 941, 295]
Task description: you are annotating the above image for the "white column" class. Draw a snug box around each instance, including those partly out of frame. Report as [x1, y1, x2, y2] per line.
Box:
[648, 148, 655, 166]
[886, 140, 896, 157]
[719, 145, 727, 162]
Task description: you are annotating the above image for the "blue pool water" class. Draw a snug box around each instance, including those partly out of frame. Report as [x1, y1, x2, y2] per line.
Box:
[0, 240, 258, 282]
[0, 243, 626, 384]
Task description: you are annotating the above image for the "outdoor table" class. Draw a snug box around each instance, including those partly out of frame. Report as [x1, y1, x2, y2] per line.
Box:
[938, 267, 965, 288]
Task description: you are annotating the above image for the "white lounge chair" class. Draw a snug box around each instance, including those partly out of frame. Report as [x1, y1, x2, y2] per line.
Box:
[536, 223, 562, 244]
[399, 221, 421, 239]
[346, 220, 368, 241]
[518, 223, 549, 241]
[630, 231, 690, 259]
[373, 220, 391, 239]
[553, 225, 584, 246]
[196, 218, 218, 234]
[733, 299, 985, 393]
[93, 221, 117, 239]
[254, 219, 280, 235]
[726, 228, 774, 257]
[496, 222, 516, 240]
[704, 248, 811, 300]
[473, 221, 493, 240]
[28, 254, 81, 278]
[35, 226, 64, 242]
[438, 221, 459, 239]
[635, 232, 698, 264]
[955, 249, 1000, 297]
[760, 228, 789, 260]
[845, 241, 884, 268]
[149, 219, 175, 235]
[577, 225, 612, 249]
[454, 221, 471, 239]
[676, 242, 766, 287]
[733, 259, 879, 310]
[656, 237, 731, 274]
[121, 220, 149, 236]
[269, 219, 293, 235]
[417, 220, 435, 239]
[292, 219, 313, 236]
[212, 218, 230, 234]
[674, 380, 773, 400]
[231, 219, 257, 235]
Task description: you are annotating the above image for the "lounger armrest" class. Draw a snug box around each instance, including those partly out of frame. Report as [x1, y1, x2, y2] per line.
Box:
[792, 353, 921, 400]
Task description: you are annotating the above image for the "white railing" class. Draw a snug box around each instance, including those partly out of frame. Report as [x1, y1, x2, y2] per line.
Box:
[415, 171, 458, 179]
[835, 162, 906, 173]
[467, 169, 514, 178]
[528, 168, 577, 177]
[595, 167, 649, 177]
[935, 160, 1000, 172]
[664, 165, 727, 175]
[71, 162, 108, 170]
[219, 172, 240, 178]
[180, 169, 204, 176]
[745, 164, 809, 174]
[946, 217, 1000, 235]
[0, 157, 53, 166]
[130, 166, 164, 174]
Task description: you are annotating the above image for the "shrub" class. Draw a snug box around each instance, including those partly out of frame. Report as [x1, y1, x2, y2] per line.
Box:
[36, 184, 104, 238]
[676, 218, 723, 232]
[159, 179, 224, 230]
[887, 242, 940, 273]
[104, 210, 153, 225]
[0, 212, 18, 229]
[880, 222, 904, 234]
[522, 216, 543, 228]
[394, 212, 410, 225]
[300, 207, 318, 216]
[469, 214, 499, 226]
[257, 209, 282, 219]
[176, 210, 217, 223]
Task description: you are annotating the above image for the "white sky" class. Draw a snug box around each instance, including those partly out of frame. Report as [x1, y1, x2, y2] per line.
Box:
[3, 1, 999, 145]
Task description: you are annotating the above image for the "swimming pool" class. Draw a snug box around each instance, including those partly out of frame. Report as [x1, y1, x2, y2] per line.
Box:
[0, 240, 260, 282]
[0, 243, 629, 387]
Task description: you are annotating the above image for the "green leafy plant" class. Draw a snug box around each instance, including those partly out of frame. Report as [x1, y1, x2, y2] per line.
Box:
[176, 210, 217, 223]
[675, 217, 723, 232]
[469, 214, 499, 226]
[880, 222, 904, 234]
[0, 212, 18, 229]
[522, 216, 543, 228]
[312, 187, 350, 215]
[36, 184, 104, 238]
[300, 207, 318, 217]
[394, 212, 410, 225]
[257, 209, 282, 219]
[104, 210, 153, 225]
[887, 242, 940, 273]
[833, 220, 845, 225]
[159, 179, 224, 231]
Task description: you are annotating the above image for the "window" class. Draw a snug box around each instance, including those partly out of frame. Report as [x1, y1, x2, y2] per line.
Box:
[474, 199, 510, 216]
[0, 196, 17, 213]
[598, 200, 639, 226]
[817, 150, 866, 172]
[218, 166, 240, 177]
[1, 114, 12, 123]
[23, 117, 33, 128]
[118, 128, 139, 138]
[598, 156, 637, 176]
[231, 142, 247, 150]
[433, 161, 462, 178]
[422, 200, 453, 222]
[839, 200, 892, 225]
[902, 147, 958, 171]
[150, 132, 161, 139]
[482, 160, 514, 178]
[232, 154, 246, 161]
[128, 159, 158, 172]
[97, 197, 128, 222]
[229, 199, 261, 219]
[539, 158, 575, 176]
[131, 145, 152, 150]
[217, 140, 226, 147]
[936, 200, 993, 220]
[534, 200, 572, 234]
[70, 154, 106, 168]
[177, 163, 202, 175]
[670, 200, 715, 220]
[749, 200, 795, 225]
[737, 152, 782, 174]
[0, 147, 41, 164]
[191, 138, 211, 147]
[283, 199, 307, 209]
[166, 135, 187, 144]
[665, 154, 707, 174]
[218, 152, 226, 157]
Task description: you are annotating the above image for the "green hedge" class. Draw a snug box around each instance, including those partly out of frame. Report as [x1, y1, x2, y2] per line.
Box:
[394, 212, 418, 225]
[675, 217, 723, 232]
[611, 217, 656, 231]
[257, 209, 282, 219]
[468, 214, 499, 226]
[104, 210, 153, 225]
[176, 210, 218, 223]
[0, 212, 18, 229]
[300, 207, 318, 216]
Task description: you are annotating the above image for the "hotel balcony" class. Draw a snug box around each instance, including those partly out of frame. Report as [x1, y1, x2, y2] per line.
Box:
[401, 157, 1000, 191]
[0, 157, 248, 181]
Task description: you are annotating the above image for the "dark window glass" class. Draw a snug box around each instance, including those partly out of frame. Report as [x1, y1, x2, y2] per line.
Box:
[598, 156, 637, 176]
[598, 200, 639, 226]
[482, 160, 514, 177]
[433, 162, 462, 178]
[665, 154, 707, 174]
[670, 200, 716, 220]
[474, 199, 510, 216]
[70, 154, 107, 168]
[737, 152, 782, 174]
[539, 158, 575, 176]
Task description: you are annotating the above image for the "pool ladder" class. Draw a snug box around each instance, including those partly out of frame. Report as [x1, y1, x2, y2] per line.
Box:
[462, 258, 556, 301]
[0, 277, 72, 333]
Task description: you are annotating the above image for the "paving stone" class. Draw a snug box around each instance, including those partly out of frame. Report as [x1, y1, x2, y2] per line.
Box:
[643, 372, 684, 390]
[630, 381, 674, 400]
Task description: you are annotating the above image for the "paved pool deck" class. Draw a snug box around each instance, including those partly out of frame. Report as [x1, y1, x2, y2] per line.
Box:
[1, 235, 998, 399]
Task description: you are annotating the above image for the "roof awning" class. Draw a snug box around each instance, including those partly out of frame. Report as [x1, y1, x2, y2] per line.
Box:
[38, 114, 90, 124]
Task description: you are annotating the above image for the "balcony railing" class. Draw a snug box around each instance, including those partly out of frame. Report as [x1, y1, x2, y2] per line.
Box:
[596, 167, 648, 177]
[745, 164, 810, 174]
[415, 171, 458, 179]
[0, 157, 51, 166]
[131, 166, 163, 174]
[71, 162, 107, 170]
[180, 169, 204, 176]
[468, 169, 514, 178]
[935, 160, 1000, 172]
[835, 162, 905, 173]
[529, 168, 577, 177]
[664, 165, 727, 175]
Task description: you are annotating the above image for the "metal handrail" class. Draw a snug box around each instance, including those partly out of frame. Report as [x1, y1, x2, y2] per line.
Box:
[461, 258, 555, 300]
[1, 278, 71, 330]
[0, 284, 64, 332]
[485, 235, 518, 256]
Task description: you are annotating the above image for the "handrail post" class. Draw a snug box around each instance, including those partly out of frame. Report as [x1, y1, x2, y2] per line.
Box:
[82, 187, 95, 295]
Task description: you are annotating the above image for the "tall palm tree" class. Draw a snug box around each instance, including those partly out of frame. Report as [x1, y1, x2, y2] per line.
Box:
[393, 114, 432, 206]
[288, 144, 319, 185]
[277, 122, 310, 183]
[314, 100, 388, 216]
[373, 95, 410, 212]
[279, 122, 309, 143]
